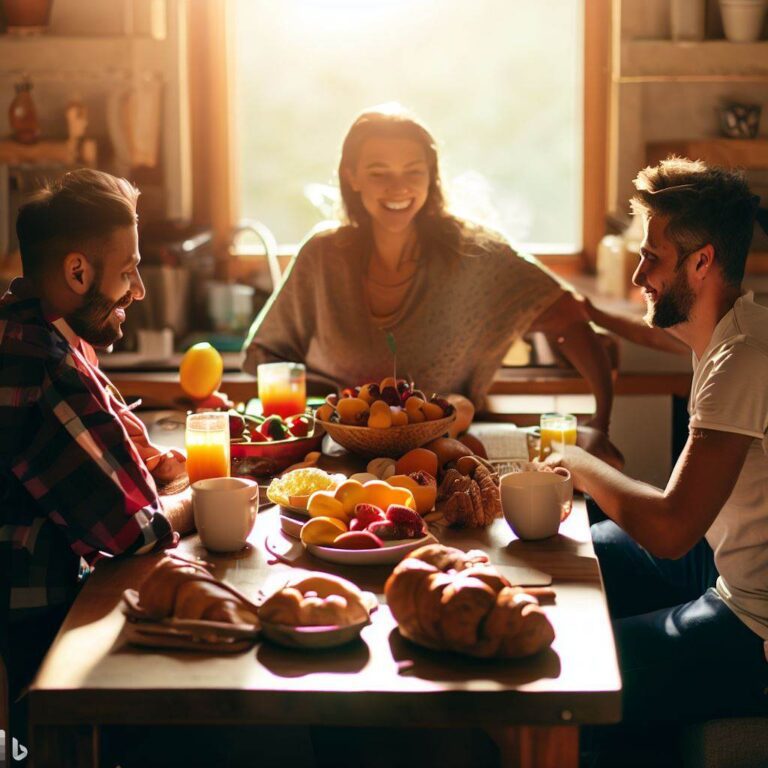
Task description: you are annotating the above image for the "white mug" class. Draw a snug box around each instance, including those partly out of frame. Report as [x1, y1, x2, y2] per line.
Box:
[500, 467, 573, 541]
[192, 477, 259, 552]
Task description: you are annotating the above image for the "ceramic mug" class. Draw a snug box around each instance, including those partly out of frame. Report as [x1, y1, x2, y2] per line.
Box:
[192, 477, 259, 552]
[500, 467, 573, 541]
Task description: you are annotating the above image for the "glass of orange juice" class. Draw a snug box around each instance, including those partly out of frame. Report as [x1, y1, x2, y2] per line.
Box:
[186, 412, 230, 484]
[539, 413, 577, 459]
[257, 362, 306, 419]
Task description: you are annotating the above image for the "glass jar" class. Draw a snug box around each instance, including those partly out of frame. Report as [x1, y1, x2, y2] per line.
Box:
[8, 78, 40, 144]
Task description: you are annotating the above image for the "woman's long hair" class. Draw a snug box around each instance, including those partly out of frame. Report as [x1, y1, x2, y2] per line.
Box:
[337, 105, 487, 261]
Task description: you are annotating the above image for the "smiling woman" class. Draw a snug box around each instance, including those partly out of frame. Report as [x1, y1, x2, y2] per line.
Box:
[233, 0, 583, 251]
[242, 105, 616, 439]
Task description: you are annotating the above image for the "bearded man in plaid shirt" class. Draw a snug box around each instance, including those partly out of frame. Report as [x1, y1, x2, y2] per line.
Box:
[1, 170, 195, 710]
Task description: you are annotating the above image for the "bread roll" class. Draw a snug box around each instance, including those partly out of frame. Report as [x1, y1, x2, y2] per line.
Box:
[258, 572, 370, 627]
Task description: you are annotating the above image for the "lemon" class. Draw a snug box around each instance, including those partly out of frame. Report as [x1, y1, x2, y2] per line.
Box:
[267, 468, 341, 507]
[179, 342, 223, 400]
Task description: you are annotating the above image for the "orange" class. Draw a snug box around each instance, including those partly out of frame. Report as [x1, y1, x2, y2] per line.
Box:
[179, 342, 224, 400]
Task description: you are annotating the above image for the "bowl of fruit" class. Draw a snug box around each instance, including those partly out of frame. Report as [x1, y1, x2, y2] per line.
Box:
[229, 411, 325, 477]
[315, 378, 455, 458]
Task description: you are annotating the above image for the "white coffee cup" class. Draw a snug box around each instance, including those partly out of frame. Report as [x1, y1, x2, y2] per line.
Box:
[500, 467, 573, 541]
[192, 477, 259, 552]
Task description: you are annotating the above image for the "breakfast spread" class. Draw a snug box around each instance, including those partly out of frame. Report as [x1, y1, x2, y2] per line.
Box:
[385, 544, 555, 658]
[132, 364, 558, 663]
[258, 573, 372, 627]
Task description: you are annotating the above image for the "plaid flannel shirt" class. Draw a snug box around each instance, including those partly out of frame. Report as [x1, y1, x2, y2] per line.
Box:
[0, 279, 176, 623]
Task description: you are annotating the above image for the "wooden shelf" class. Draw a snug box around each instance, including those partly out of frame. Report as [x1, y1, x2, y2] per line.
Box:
[0, 35, 166, 77]
[617, 40, 768, 82]
[647, 139, 768, 170]
[0, 139, 97, 167]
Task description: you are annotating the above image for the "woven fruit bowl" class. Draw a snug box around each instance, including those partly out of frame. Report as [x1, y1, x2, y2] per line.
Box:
[318, 414, 455, 459]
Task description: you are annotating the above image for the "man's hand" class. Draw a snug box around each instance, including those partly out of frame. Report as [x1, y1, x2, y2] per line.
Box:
[537, 446, 588, 493]
[145, 448, 187, 483]
[578, 424, 624, 470]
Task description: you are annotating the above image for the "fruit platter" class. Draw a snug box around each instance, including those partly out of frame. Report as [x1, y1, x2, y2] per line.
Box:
[315, 377, 456, 458]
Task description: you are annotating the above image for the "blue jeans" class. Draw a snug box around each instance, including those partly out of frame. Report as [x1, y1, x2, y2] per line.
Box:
[591, 520, 768, 722]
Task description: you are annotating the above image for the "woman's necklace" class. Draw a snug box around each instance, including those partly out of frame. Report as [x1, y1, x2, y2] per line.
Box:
[367, 236, 420, 287]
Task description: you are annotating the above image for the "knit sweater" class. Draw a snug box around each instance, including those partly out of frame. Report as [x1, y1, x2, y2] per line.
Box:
[243, 226, 564, 406]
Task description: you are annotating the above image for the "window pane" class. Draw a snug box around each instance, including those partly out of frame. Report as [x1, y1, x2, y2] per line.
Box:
[234, 0, 583, 250]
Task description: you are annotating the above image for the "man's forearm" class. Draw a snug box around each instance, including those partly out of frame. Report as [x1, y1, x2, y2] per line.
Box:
[565, 447, 679, 556]
[160, 488, 195, 535]
[549, 322, 614, 433]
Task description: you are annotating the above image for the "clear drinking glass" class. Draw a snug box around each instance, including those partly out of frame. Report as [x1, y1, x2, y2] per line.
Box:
[539, 413, 577, 459]
[257, 362, 307, 419]
[185, 412, 230, 484]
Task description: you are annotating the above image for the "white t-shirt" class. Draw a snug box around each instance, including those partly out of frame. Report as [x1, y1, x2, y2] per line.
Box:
[689, 292, 768, 639]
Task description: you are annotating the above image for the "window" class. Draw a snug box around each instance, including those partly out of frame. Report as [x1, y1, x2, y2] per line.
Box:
[234, 0, 583, 252]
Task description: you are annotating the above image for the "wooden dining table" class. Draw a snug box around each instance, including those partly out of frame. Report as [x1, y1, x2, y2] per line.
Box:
[28, 486, 621, 768]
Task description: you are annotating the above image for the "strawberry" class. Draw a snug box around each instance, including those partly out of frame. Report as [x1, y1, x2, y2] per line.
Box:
[353, 503, 385, 529]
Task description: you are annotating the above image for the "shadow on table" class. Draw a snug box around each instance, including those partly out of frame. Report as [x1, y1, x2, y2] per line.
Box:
[256, 638, 371, 678]
[387, 628, 562, 685]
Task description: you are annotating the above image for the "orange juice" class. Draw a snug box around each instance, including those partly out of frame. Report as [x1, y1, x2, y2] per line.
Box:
[186, 413, 230, 483]
[539, 414, 577, 459]
[257, 362, 306, 419]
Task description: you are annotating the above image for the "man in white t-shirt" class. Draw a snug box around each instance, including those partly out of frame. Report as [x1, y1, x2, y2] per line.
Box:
[548, 157, 768, 724]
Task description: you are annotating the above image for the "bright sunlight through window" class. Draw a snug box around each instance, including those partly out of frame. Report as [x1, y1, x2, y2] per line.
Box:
[234, 0, 583, 252]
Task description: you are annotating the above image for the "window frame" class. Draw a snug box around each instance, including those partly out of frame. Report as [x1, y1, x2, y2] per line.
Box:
[188, 1, 611, 277]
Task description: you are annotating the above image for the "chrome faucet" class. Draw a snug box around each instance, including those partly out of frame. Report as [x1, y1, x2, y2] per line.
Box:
[229, 219, 281, 293]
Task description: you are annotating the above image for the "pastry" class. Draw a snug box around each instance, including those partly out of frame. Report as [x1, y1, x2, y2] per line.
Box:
[136, 554, 259, 625]
[385, 544, 555, 658]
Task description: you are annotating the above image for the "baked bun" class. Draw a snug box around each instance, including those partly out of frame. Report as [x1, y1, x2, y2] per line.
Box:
[137, 555, 259, 625]
[385, 544, 554, 658]
[258, 572, 370, 627]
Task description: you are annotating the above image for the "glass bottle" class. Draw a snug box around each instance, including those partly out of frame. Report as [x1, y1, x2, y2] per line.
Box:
[8, 78, 41, 144]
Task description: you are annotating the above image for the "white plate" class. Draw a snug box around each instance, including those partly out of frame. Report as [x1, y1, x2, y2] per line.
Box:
[277, 502, 310, 516]
[279, 514, 304, 539]
[306, 534, 436, 566]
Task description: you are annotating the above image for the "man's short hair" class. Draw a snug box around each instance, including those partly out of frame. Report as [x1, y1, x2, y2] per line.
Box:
[631, 157, 757, 287]
[16, 169, 139, 280]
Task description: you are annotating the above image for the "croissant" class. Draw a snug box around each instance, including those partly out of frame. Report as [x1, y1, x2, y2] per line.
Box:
[385, 544, 555, 658]
[137, 554, 259, 625]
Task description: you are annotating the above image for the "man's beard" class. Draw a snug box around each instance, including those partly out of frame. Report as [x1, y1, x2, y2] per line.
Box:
[644, 267, 695, 329]
[67, 282, 131, 348]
